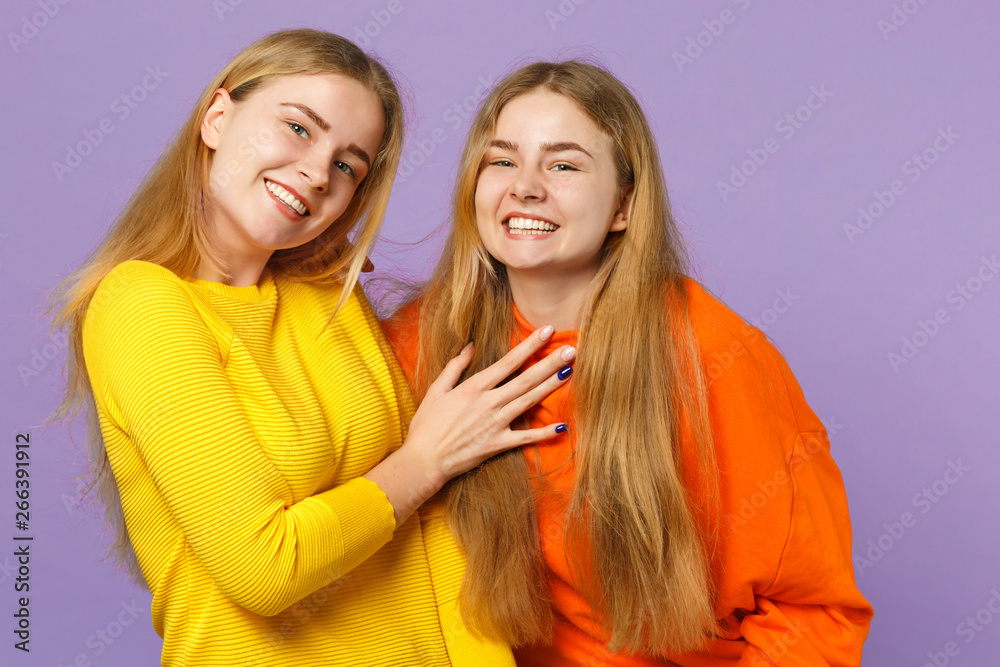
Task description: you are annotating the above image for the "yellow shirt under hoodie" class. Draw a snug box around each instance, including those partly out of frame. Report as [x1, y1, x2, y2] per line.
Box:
[82, 260, 512, 667]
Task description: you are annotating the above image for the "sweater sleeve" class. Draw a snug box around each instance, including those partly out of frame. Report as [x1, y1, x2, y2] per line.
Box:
[682, 281, 872, 664]
[735, 430, 873, 666]
[82, 263, 396, 616]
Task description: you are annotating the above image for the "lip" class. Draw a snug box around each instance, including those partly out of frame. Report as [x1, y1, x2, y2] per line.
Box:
[502, 211, 559, 239]
[264, 178, 311, 219]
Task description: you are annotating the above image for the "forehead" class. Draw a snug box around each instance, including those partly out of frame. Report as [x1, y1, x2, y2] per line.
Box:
[493, 89, 609, 148]
[247, 72, 385, 148]
[250, 72, 370, 102]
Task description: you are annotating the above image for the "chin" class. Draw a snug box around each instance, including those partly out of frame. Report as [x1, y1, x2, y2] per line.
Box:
[502, 259, 557, 273]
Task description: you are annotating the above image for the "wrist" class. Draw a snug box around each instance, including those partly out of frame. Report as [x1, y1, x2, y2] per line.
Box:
[364, 443, 445, 526]
[394, 439, 447, 499]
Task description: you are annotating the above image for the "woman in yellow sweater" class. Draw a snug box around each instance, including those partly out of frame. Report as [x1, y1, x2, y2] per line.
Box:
[50, 30, 575, 666]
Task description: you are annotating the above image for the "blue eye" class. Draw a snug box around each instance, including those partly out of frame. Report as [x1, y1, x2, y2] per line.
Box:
[287, 122, 308, 138]
[335, 161, 356, 178]
[490, 159, 514, 168]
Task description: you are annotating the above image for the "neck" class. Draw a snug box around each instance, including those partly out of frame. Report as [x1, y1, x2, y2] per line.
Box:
[193, 256, 269, 287]
[196, 203, 273, 286]
[507, 268, 595, 332]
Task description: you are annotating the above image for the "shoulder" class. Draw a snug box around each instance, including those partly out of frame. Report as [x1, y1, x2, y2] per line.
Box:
[102, 259, 186, 287]
[91, 260, 192, 311]
[379, 297, 424, 385]
[682, 278, 767, 363]
[87, 260, 197, 326]
[679, 277, 824, 436]
[380, 297, 422, 349]
[82, 262, 215, 393]
[83, 262, 228, 370]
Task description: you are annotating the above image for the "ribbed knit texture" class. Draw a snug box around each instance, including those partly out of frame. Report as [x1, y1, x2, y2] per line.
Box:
[82, 260, 514, 667]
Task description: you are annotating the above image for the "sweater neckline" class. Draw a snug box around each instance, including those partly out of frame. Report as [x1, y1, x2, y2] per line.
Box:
[512, 302, 579, 351]
[187, 269, 277, 305]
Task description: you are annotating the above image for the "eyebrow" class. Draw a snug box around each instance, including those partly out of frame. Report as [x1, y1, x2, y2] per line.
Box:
[488, 139, 593, 159]
[280, 102, 329, 131]
[280, 102, 372, 168]
[346, 144, 372, 168]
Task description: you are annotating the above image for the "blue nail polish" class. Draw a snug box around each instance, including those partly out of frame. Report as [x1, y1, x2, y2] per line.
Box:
[555, 424, 568, 434]
[557, 366, 573, 380]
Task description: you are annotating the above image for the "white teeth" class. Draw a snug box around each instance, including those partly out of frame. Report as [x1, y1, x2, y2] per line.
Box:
[265, 180, 308, 216]
[506, 217, 557, 233]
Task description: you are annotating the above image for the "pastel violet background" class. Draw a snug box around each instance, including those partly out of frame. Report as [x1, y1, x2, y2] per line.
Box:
[1, 0, 997, 664]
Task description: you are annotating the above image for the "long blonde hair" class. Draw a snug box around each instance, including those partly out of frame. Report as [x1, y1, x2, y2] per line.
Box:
[414, 61, 719, 653]
[48, 29, 404, 584]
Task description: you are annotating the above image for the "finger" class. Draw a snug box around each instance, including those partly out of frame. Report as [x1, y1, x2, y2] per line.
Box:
[470, 326, 555, 388]
[426, 343, 474, 398]
[497, 361, 575, 424]
[493, 344, 576, 406]
[489, 423, 569, 456]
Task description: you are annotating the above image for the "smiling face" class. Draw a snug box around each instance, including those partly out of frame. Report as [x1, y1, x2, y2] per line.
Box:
[474, 89, 629, 292]
[199, 72, 385, 284]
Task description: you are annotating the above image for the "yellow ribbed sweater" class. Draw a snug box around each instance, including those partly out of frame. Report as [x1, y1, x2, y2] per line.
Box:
[82, 260, 513, 667]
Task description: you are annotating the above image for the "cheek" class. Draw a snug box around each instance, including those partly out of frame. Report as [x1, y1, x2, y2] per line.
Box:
[473, 195, 499, 254]
[206, 155, 244, 203]
[473, 182, 492, 225]
[246, 128, 295, 165]
[473, 187, 487, 220]
[318, 187, 356, 223]
[474, 207, 492, 244]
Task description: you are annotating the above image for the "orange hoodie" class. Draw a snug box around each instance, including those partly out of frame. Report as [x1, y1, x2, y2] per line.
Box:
[382, 279, 873, 666]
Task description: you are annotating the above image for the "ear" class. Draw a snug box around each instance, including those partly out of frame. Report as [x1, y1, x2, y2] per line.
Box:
[200, 88, 232, 150]
[610, 184, 633, 232]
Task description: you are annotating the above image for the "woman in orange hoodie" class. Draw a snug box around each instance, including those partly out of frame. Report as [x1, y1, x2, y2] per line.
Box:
[383, 61, 873, 665]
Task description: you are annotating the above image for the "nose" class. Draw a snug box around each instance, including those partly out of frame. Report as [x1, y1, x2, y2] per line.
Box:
[298, 150, 329, 193]
[510, 164, 545, 202]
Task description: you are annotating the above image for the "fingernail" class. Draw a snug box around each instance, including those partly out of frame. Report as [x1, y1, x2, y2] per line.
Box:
[557, 365, 573, 380]
[462, 343, 474, 354]
[560, 346, 576, 362]
[539, 326, 554, 341]
[555, 423, 568, 434]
